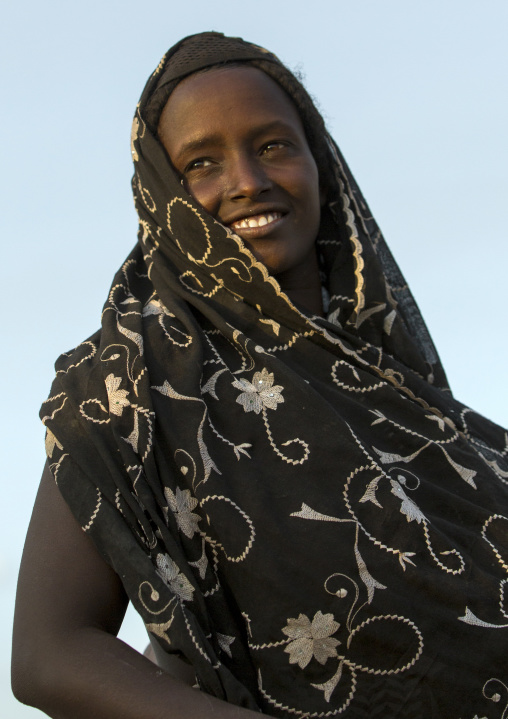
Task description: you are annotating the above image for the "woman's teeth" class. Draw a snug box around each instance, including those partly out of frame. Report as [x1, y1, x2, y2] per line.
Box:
[232, 212, 282, 229]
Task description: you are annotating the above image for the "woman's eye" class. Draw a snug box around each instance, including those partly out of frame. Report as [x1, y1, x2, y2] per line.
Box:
[262, 142, 285, 154]
[185, 158, 213, 172]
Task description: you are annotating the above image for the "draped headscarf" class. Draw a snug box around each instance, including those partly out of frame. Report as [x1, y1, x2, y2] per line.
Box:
[41, 32, 508, 719]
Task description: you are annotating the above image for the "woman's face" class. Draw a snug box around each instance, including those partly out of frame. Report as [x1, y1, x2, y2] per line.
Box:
[158, 66, 323, 283]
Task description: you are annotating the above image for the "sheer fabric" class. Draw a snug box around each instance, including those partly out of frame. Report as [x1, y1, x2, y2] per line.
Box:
[41, 32, 508, 718]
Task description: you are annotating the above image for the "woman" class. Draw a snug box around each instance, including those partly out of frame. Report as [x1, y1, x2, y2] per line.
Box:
[12, 32, 508, 719]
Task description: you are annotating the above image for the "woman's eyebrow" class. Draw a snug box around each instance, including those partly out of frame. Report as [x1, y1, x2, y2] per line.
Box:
[173, 120, 300, 162]
[173, 134, 223, 162]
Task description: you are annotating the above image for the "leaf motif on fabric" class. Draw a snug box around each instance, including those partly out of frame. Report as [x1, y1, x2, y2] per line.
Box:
[217, 633, 235, 658]
[259, 318, 281, 336]
[390, 479, 427, 524]
[440, 447, 477, 488]
[291, 503, 345, 523]
[117, 318, 144, 355]
[233, 443, 252, 460]
[373, 443, 428, 465]
[425, 414, 446, 431]
[311, 661, 343, 703]
[399, 552, 417, 570]
[458, 607, 508, 629]
[197, 410, 221, 484]
[355, 302, 386, 328]
[354, 544, 386, 603]
[123, 410, 139, 452]
[105, 374, 130, 416]
[282, 611, 340, 669]
[201, 368, 227, 400]
[485, 458, 508, 479]
[145, 615, 175, 641]
[189, 538, 208, 580]
[143, 298, 172, 317]
[359, 475, 383, 508]
[45, 428, 63, 458]
[383, 309, 397, 335]
[370, 409, 386, 425]
[152, 380, 200, 403]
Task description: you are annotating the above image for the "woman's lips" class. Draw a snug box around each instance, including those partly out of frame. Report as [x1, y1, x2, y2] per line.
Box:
[228, 212, 285, 238]
[231, 211, 283, 230]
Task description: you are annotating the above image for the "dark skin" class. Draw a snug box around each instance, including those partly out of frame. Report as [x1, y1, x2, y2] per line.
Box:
[12, 67, 325, 717]
[159, 66, 325, 317]
[12, 464, 267, 718]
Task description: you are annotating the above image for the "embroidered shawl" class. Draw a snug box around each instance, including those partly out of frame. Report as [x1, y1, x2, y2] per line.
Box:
[41, 32, 508, 719]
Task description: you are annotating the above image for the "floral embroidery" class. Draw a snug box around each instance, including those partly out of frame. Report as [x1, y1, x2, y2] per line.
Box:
[164, 486, 201, 538]
[282, 611, 340, 669]
[233, 368, 284, 414]
[105, 374, 130, 416]
[156, 553, 194, 603]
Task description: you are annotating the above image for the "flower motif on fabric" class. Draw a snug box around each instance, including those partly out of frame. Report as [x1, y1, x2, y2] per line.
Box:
[105, 374, 130, 416]
[233, 368, 284, 414]
[164, 486, 201, 539]
[156, 553, 194, 603]
[282, 611, 340, 669]
[231, 367, 308, 465]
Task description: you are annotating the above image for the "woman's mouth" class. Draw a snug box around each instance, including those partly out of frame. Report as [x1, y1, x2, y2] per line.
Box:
[230, 212, 283, 231]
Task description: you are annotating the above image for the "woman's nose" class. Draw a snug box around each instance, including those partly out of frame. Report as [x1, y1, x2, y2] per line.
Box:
[226, 155, 272, 200]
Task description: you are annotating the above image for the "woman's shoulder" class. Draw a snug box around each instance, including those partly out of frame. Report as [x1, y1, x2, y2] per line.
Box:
[53, 328, 103, 376]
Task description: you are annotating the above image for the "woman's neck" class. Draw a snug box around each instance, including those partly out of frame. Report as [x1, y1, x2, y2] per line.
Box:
[276, 250, 324, 317]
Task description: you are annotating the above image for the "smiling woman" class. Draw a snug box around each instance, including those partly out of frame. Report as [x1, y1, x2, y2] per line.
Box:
[158, 66, 323, 312]
[12, 31, 508, 719]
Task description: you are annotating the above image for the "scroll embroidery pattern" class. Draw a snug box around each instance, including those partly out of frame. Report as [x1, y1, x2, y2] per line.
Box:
[41, 102, 508, 719]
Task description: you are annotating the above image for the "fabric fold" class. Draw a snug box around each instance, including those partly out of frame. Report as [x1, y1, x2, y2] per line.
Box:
[41, 31, 508, 718]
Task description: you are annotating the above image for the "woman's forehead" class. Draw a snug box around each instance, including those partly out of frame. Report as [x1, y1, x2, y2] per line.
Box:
[158, 65, 304, 151]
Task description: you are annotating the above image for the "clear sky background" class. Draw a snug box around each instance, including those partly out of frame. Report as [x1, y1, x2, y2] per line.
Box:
[1, 1, 507, 716]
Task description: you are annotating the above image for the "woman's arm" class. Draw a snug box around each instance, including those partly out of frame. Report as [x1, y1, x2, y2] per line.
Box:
[12, 463, 266, 719]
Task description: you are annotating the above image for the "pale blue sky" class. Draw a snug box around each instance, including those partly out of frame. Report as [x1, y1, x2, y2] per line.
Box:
[2, 1, 507, 716]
